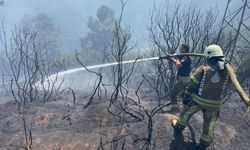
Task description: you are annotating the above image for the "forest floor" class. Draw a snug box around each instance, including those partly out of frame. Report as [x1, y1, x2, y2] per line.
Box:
[0, 91, 249, 150]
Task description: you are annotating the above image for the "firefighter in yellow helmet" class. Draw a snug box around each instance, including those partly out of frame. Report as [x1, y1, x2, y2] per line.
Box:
[171, 44, 250, 149]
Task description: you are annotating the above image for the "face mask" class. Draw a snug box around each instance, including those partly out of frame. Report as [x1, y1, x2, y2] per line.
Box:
[207, 57, 225, 71]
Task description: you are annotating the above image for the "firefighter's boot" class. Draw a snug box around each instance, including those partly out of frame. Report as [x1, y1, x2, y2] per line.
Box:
[171, 119, 184, 134]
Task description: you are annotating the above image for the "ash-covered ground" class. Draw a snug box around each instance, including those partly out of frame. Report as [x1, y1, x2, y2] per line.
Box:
[0, 90, 249, 150]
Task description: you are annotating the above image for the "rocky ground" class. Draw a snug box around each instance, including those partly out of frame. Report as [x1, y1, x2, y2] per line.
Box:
[0, 91, 249, 150]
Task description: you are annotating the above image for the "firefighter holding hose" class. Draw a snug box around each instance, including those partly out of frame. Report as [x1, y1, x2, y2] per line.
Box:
[160, 43, 192, 112]
[171, 44, 250, 149]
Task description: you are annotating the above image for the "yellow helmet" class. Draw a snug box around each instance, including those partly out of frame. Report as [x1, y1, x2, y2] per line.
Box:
[204, 44, 224, 58]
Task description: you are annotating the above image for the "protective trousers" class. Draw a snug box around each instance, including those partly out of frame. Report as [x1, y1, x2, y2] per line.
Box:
[170, 76, 189, 109]
[176, 101, 219, 147]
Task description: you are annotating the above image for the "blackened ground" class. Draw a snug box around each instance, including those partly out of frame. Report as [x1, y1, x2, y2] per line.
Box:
[0, 92, 249, 150]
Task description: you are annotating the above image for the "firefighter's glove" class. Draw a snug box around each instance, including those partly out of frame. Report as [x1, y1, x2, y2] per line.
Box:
[182, 98, 190, 105]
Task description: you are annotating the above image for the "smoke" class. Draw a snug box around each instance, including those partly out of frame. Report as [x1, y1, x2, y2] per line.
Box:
[0, 0, 227, 52]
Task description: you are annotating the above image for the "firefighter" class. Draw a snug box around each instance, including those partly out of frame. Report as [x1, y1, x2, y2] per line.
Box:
[169, 43, 192, 112]
[171, 44, 250, 149]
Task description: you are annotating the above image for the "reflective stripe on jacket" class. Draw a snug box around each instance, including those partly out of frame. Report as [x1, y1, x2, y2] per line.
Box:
[192, 94, 223, 110]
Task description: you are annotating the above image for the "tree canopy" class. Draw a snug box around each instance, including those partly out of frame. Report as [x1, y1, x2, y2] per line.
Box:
[19, 13, 60, 61]
[80, 5, 115, 65]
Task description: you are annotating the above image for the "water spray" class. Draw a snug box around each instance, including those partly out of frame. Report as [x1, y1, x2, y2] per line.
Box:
[34, 52, 250, 108]
[46, 53, 205, 81]
[36, 53, 207, 85]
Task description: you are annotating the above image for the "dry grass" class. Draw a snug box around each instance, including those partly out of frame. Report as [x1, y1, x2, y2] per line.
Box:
[0, 93, 249, 150]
